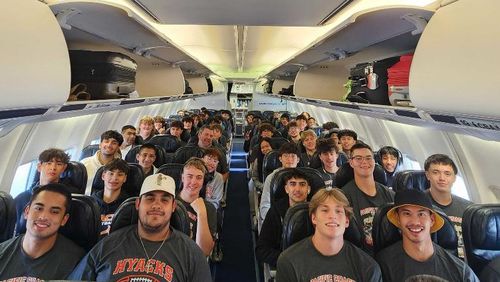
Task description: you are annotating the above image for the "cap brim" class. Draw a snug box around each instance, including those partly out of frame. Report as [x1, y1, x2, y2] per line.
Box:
[386, 204, 444, 233]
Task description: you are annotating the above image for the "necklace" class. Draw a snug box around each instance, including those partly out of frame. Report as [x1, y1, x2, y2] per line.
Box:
[138, 229, 170, 261]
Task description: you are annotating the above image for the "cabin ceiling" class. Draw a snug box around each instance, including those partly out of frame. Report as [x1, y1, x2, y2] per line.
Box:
[47, 0, 439, 80]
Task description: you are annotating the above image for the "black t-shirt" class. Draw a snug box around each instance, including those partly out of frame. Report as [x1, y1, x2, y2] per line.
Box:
[92, 190, 130, 237]
[276, 237, 382, 282]
[0, 234, 85, 280]
[376, 241, 479, 282]
[317, 167, 336, 189]
[176, 197, 217, 241]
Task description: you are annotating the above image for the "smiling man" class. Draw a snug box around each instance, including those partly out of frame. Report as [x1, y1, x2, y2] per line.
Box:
[276, 188, 382, 282]
[0, 184, 85, 280]
[376, 189, 478, 281]
[69, 173, 211, 281]
[136, 143, 158, 177]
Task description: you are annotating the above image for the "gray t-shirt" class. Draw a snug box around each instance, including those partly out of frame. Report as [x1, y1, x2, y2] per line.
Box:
[68, 225, 211, 281]
[276, 237, 382, 282]
[0, 234, 85, 280]
[425, 190, 473, 259]
[342, 180, 394, 252]
[376, 241, 479, 282]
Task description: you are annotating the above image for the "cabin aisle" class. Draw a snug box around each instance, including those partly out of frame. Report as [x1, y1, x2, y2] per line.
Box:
[214, 138, 257, 282]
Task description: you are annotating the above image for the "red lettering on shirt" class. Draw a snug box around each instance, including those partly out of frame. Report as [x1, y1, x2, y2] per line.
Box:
[113, 259, 127, 274]
[112, 257, 175, 281]
[310, 274, 355, 282]
[165, 265, 174, 282]
[126, 258, 138, 272]
[154, 260, 166, 277]
[133, 258, 146, 272]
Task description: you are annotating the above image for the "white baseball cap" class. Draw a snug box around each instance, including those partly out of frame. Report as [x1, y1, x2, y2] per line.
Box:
[139, 173, 176, 197]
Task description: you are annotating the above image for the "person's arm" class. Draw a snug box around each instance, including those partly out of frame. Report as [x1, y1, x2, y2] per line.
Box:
[67, 253, 97, 281]
[255, 208, 282, 267]
[259, 172, 274, 224]
[251, 159, 263, 190]
[191, 198, 215, 256]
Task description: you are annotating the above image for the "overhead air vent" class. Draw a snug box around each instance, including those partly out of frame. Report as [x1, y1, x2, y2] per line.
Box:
[317, 0, 354, 25]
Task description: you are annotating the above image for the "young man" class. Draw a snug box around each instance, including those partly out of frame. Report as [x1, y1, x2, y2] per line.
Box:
[342, 142, 394, 254]
[294, 114, 308, 132]
[424, 154, 473, 259]
[69, 174, 211, 281]
[91, 158, 129, 237]
[181, 116, 196, 142]
[316, 138, 339, 188]
[376, 189, 478, 281]
[153, 115, 166, 134]
[259, 142, 301, 227]
[120, 125, 137, 158]
[202, 148, 224, 210]
[197, 125, 229, 181]
[169, 120, 186, 146]
[287, 121, 302, 144]
[299, 129, 317, 167]
[177, 158, 217, 256]
[82, 130, 123, 195]
[377, 146, 401, 188]
[276, 188, 382, 282]
[0, 184, 85, 280]
[337, 129, 358, 158]
[136, 143, 158, 177]
[256, 170, 311, 267]
[307, 117, 317, 128]
[137, 115, 156, 143]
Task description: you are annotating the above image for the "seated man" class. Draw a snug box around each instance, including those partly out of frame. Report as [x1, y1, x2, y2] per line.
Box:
[424, 154, 473, 259]
[15, 148, 79, 234]
[287, 121, 302, 145]
[120, 125, 137, 158]
[337, 129, 357, 158]
[69, 174, 211, 281]
[0, 184, 85, 280]
[256, 169, 311, 267]
[376, 189, 478, 281]
[169, 120, 186, 146]
[177, 158, 217, 256]
[316, 138, 339, 188]
[91, 158, 130, 237]
[276, 188, 382, 282]
[377, 146, 401, 188]
[82, 130, 123, 195]
[202, 148, 224, 210]
[136, 143, 158, 177]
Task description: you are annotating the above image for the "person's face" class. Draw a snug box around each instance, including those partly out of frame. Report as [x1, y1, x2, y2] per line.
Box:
[37, 158, 67, 184]
[183, 121, 193, 130]
[213, 129, 222, 139]
[154, 122, 164, 131]
[312, 198, 349, 240]
[296, 119, 307, 130]
[279, 153, 299, 168]
[181, 166, 205, 197]
[246, 115, 254, 124]
[140, 122, 154, 136]
[331, 133, 340, 146]
[122, 128, 136, 146]
[193, 116, 200, 124]
[136, 148, 156, 170]
[203, 155, 219, 173]
[221, 113, 230, 120]
[307, 119, 316, 128]
[349, 148, 375, 177]
[340, 135, 356, 151]
[260, 141, 272, 155]
[261, 129, 273, 138]
[382, 154, 398, 173]
[280, 118, 289, 126]
[170, 126, 183, 138]
[102, 169, 127, 191]
[396, 205, 434, 244]
[302, 135, 317, 151]
[319, 150, 338, 168]
[100, 138, 120, 156]
[425, 163, 456, 194]
[288, 126, 300, 138]
[24, 191, 69, 240]
[198, 128, 214, 148]
[285, 177, 310, 205]
[136, 191, 175, 234]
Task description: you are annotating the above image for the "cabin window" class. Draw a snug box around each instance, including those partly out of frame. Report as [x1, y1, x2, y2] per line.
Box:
[452, 175, 470, 201]
[90, 138, 100, 145]
[10, 161, 37, 198]
[401, 154, 422, 170]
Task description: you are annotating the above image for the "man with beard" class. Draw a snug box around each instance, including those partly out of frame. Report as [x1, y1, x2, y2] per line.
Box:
[69, 173, 211, 281]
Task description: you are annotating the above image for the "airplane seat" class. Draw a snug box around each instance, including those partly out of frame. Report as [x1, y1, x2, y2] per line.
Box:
[372, 203, 458, 256]
[91, 163, 145, 197]
[262, 150, 281, 182]
[281, 202, 363, 250]
[59, 194, 100, 251]
[31, 161, 88, 194]
[125, 144, 168, 168]
[79, 144, 100, 160]
[335, 162, 387, 188]
[164, 152, 175, 164]
[173, 144, 204, 164]
[157, 163, 184, 193]
[392, 170, 429, 192]
[337, 152, 349, 167]
[269, 137, 289, 149]
[0, 191, 16, 243]
[149, 134, 182, 153]
[270, 167, 325, 205]
[262, 110, 274, 121]
[462, 204, 500, 275]
[110, 197, 190, 236]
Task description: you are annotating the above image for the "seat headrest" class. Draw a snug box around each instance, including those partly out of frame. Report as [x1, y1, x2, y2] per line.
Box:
[270, 167, 325, 204]
[79, 144, 99, 160]
[269, 137, 289, 150]
[173, 145, 204, 164]
[59, 194, 101, 251]
[125, 144, 167, 168]
[262, 150, 281, 180]
[91, 163, 145, 197]
[0, 191, 16, 243]
[336, 162, 388, 188]
[32, 161, 87, 194]
[463, 204, 500, 274]
[157, 163, 184, 193]
[392, 170, 429, 192]
[149, 135, 182, 153]
[110, 197, 190, 236]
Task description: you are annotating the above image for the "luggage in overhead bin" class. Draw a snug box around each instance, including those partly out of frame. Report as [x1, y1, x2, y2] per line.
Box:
[347, 57, 400, 105]
[387, 54, 414, 107]
[69, 50, 137, 100]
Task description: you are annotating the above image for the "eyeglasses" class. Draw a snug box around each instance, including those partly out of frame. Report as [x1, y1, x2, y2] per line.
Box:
[351, 155, 374, 162]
